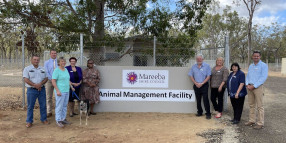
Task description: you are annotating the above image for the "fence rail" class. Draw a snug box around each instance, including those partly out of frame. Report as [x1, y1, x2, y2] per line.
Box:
[0, 32, 283, 111]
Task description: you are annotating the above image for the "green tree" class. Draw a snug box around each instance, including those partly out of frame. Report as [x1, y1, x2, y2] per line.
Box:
[196, 2, 248, 63]
[0, 0, 211, 65]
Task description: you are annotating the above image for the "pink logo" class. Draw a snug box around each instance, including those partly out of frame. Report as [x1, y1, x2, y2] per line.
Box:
[127, 72, 137, 84]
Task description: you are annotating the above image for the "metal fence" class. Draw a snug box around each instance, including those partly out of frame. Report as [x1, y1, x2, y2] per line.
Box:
[0, 32, 282, 111]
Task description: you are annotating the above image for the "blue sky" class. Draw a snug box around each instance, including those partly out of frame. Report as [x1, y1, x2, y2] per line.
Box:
[146, 0, 286, 27]
[218, 0, 286, 26]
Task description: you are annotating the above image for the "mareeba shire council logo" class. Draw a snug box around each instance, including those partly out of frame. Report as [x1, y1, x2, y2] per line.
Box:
[127, 72, 137, 84]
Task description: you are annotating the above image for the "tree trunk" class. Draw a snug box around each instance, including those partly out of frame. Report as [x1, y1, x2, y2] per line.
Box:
[266, 49, 270, 64]
[91, 0, 105, 66]
[9, 42, 13, 63]
[247, 19, 252, 66]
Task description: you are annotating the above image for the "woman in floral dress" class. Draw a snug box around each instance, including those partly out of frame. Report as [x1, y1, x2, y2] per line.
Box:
[81, 59, 100, 115]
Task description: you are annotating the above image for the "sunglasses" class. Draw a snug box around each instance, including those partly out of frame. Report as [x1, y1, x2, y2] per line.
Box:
[87, 63, 93, 64]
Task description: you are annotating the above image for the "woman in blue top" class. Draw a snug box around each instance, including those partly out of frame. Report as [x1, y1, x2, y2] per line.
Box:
[227, 63, 247, 124]
[52, 57, 74, 128]
[66, 57, 82, 117]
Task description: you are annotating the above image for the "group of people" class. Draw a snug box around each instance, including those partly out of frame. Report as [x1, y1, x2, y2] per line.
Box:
[189, 51, 268, 130]
[23, 49, 268, 130]
[23, 50, 101, 128]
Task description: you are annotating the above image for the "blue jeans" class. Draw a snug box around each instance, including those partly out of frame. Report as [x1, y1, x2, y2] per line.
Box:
[55, 92, 69, 122]
[26, 87, 47, 123]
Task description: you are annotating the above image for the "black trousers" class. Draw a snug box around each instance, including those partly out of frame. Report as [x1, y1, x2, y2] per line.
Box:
[193, 83, 210, 116]
[211, 88, 225, 113]
[230, 96, 245, 121]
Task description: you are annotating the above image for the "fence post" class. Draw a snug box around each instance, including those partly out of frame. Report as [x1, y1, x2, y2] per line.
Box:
[153, 36, 156, 66]
[224, 34, 230, 111]
[21, 34, 25, 108]
[80, 33, 83, 67]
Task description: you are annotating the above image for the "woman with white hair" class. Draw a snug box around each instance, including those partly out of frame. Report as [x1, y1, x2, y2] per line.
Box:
[52, 57, 74, 128]
[210, 57, 229, 118]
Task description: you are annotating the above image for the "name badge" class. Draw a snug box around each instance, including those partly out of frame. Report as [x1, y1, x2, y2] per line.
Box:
[70, 71, 73, 72]
[217, 71, 220, 73]
[200, 69, 203, 71]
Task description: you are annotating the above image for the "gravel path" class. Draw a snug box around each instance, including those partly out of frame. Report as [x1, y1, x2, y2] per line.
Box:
[227, 76, 286, 143]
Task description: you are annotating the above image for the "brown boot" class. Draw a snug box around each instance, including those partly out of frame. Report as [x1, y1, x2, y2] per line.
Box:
[253, 125, 264, 130]
[245, 122, 255, 126]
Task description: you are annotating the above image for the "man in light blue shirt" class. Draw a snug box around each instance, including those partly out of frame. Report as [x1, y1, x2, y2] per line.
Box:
[245, 51, 268, 130]
[188, 54, 212, 119]
[23, 55, 49, 128]
[44, 49, 58, 117]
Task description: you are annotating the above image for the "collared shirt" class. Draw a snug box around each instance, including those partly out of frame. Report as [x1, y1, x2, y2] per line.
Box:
[188, 62, 211, 83]
[44, 58, 58, 80]
[52, 67, 70, 93]
[246, 60, 268, 88]
[23, 65, 48, 87]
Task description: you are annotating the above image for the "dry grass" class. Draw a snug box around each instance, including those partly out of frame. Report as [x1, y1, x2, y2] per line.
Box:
[0, 87, 23, 110]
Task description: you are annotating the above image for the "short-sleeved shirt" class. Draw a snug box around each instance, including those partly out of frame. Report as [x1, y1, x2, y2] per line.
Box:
[52, 67, 70, 93]
[23, 65, 48, 87]
[210, 66, 229, 88]
[188, 62, 211, 83]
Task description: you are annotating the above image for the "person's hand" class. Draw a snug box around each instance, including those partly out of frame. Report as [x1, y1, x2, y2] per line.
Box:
[218, 86, 222, 92]
[249, 85, 255, 90]
[247, 85, 255, 90]
[56, 90, 61, 96]
[34, 83, 42, 91]
[195, 83, 202, 88]
[76, 83, 81, 87]
[235, 93, 239, 99]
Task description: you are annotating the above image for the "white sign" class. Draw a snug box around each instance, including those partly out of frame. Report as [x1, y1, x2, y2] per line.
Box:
[99, 89, 195, 102]
[122, 70, 169, 88]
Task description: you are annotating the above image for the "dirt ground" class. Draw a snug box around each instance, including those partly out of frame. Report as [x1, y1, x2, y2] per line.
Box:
[0, 71, 285, 143]
[0, 87, 227, 143]
[0, 108, 224, 143]
[231, 73, 286, 143]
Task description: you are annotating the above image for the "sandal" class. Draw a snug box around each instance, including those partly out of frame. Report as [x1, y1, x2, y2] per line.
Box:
[26, 123, 32, 128]
[215, 113, 222, 118]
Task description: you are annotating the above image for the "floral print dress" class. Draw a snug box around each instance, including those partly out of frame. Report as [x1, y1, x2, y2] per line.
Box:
[81, 68, 100, 104]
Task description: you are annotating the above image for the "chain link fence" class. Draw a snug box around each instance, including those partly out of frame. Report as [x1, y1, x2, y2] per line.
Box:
[0, 32, 281, 112]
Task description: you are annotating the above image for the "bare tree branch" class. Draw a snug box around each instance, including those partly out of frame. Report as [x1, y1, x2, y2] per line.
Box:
[66, 0, 79, 16]
[242, 0, 251, 15]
